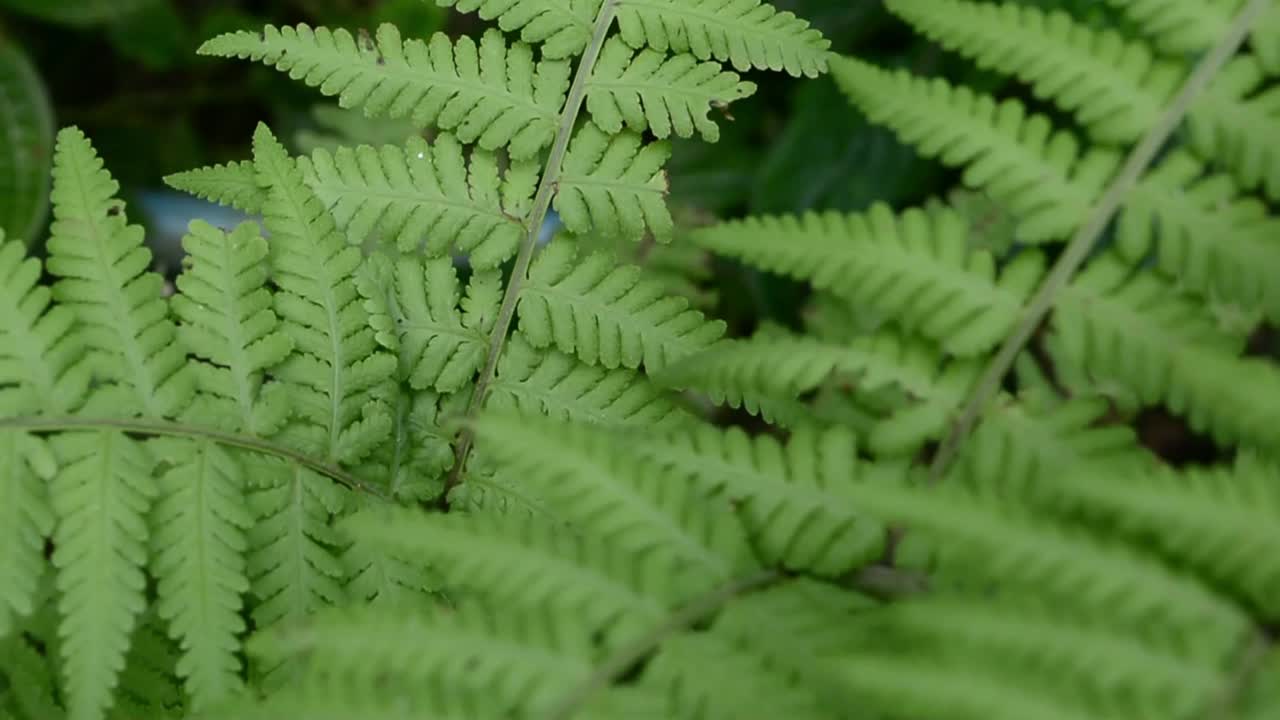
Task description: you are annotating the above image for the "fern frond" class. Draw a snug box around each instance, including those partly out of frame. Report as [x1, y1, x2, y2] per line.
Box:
[615, 0, 832, 78]
[1043, 453, 1280, 619]
[1101, 0, 1235, 54]
[343, 506, 701, 644]
[248, 602, 594, 716]
[0, 41, 54, 247]
[884, 0, 1181, 145]
[172, 220, 294, 436]
[1052, 253, 1280, 450]
[358, 253, 500, 393]
[471, 412, 759, 581]
[108, 613, 183, 720]
[435, 0, 599, 60]
[555, 122, 673, 243]
[1187, 55, 1280, 200]
[587, 37, 756, 142]
[245, 460, 348, 686]
[200, 25, 569, 160]
[1, 631, 64, 720]
[489, 333, 690, 427]
[147, 439, 250, 712]
[340, 516, 440, 608]
[1118, 151, 1280, 321]
[351, 386, 457, 502]
[49, 430, 155, 720]
[163, 161, 265, 215]
[46, 127, 192, 418]
[831, 58, 1119, 243]
[835, 478, 1251, 648]
[251, 124, 394, 464]
[621, 423, 901, 576]
[690, 205, 1045, 356]
[640, 631, 836, 720]
[300, 134, 536, 267]
[659, 331, 980, 457]
[519, 240, 725, 374]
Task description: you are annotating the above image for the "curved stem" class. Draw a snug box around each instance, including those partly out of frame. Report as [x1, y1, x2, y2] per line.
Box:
[445, 0, 622, 498]
[542, 569, 783, 720]
[927, 0, 1273, 484]
[0, 416, 385, 499]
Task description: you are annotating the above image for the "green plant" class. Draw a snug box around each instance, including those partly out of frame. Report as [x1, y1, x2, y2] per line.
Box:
[3, 1, 1280, 720]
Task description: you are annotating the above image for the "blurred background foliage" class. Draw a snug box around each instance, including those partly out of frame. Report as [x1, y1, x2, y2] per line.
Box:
[0, 0, 1114, 320]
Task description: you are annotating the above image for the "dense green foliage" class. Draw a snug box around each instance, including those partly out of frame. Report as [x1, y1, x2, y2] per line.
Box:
[2, 1, 1280, 719]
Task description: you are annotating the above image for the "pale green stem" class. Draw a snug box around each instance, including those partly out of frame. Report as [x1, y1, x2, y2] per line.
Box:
[446, 0, 622, 495]
[0, 416, 383, 499]
[928, 0, 1274, 483]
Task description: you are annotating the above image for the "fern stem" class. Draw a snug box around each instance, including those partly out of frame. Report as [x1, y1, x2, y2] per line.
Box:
[0, 416, 385, 499]
[446, 0, 622, 497]
[542, 569, 783, 720]
[928, 0, 1273, 483]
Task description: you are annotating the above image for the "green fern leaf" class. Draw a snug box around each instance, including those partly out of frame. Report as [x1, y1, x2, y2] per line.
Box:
[147, 439, 250, 712]
[831, 57, 1119, 243]
[1187, 55, 1280, 200]
[0, 431, 56, 643]
[1119, 151, 1280, 322]
[0, 41, 54, 246]
[46, 127, 193, 418]
[1100, 0, 1234, 54]
[299, 134, 537, 267]
[162, 161, 265, 215]
[107, 613, 183, 720]
[615, 0, 832, 77]
[555, 122, 674, 243]
[343, 506, 703, 644]
[587, 36, 756, 142]
[201, 25, 569, 160]
[837, 478, 1251, 647]
[1052, 253, 1280, 450]
[884, 0, 1180, 145]
[245, 460, 348, 687]
[622, 423, 900, 576]
[518, 239, 726, 373]
[49, 430, 155, 720]
[248, 602, 594, 716]
[472, 412, 759, 581]
[172, 220, 294, 436]
[349, 386, 456, 502]
[359, 253, 500, 393]
[488, 333, 691, 427]
[251, 124, 394, 464]
[1, 631, 64, 720]
[435, 0, 599, 60]
[691, 205, 1045, 356]
[1045, 453, 1280, 618]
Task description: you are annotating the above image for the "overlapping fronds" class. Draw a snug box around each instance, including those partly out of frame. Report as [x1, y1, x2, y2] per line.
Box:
[831, 58, 1119, 243]
[1118, 151, 1280, 322]
[1100, 0, 1236, 54]
[300, 134, 537, 267]
[691, 205, 1045, 356]
[518, 240, 725, 374]
[251, 124, 394, 464]
[587, 37, 756, 142]
[200, 25, 570, 159]
[556, 122, 674, 242]
[163, 161, 264, 215]
[1186, 55, 1280, 199]
[617, 422, 905, 576]
[1052, 253, 1280, 450]
[357, 252, 500, 393]
[171, 220, 293, 436]
[658, 331, 980, 456]
[0, 41, 53, 246]
[435, 0, 601, 59]
[46, 127, 192, 418]
[487, 333, 690, 427]
[471, 412, 759, 580]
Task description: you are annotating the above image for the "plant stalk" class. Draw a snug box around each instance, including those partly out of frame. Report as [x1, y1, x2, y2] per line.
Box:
[445, 0, 622, 497]
[928, 0, 1274, 483]
[0, 416, 383, 498]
